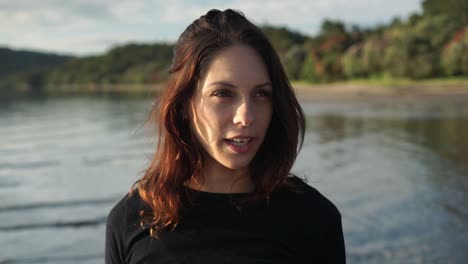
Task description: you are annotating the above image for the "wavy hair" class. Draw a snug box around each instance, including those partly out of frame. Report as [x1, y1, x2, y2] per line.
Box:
[134, 9, 306, 237]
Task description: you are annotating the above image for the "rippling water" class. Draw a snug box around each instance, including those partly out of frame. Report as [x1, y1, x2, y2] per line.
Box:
[1, 95, 468, 263]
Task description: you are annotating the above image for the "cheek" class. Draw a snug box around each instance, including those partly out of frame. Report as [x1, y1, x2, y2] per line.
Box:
[259, 103, 273, 129]
[192, 104, 226, 144]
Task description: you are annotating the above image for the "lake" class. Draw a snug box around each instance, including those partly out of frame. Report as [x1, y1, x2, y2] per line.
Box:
[1, 95, 468, 263]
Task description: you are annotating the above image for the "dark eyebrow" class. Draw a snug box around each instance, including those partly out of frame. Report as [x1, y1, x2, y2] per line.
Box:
[208, 81, 272, 89]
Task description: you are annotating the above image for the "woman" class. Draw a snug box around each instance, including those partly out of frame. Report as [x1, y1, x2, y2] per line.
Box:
[106, 9, 345, 263]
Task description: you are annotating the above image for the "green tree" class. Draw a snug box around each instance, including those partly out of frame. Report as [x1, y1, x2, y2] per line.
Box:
[442, 28, 468, 75]
[362, 38, 386, 76]
[342, 43, 366, 78]
[0, 48, 71, 78]
[43, 43, 174, 87]
[261, 25, 307, 58]
[283, 45, 307, 80]
[260, 26, 311, 81]
[383, 15, 459, 79]
[422, 0, 468, 26]
[320, 20, 347, 37]
[300, 52, 319, 82]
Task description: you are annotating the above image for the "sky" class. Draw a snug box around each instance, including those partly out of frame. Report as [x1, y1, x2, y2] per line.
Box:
[0, 0, 423, 56]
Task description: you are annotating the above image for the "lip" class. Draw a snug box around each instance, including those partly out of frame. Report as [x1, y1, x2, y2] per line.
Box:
[225, 135, 254, 140]
[224, 136, 254, 154]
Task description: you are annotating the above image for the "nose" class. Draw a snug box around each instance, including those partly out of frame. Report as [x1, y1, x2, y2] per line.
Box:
[233, 99, 254, 127]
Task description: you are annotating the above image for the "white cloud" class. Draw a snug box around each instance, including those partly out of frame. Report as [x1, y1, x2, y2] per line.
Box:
[0, 0, 423, 55]
[217, 0, 422, 35]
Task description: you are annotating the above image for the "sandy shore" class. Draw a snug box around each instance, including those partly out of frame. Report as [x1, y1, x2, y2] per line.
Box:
[292, 82, 468, 102]
[31, 82, 468, 103]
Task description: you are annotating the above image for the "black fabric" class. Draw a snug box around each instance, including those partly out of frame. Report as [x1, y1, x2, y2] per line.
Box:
[105, 177, 346, 263]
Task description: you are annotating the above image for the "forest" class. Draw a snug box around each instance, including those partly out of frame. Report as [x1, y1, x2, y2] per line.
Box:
[0, 0, 467, 97]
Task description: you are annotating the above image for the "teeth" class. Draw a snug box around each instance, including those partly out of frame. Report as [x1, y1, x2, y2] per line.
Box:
[230, 140, 247, 147]
[231, 138, 249, 143]
[227, 138, 250, 147]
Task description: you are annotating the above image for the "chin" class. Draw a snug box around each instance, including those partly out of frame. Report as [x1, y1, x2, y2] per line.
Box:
[220, 159, 252, 171]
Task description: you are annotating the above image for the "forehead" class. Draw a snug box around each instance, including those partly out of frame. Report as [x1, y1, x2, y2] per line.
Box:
[199, 44, 270, 88]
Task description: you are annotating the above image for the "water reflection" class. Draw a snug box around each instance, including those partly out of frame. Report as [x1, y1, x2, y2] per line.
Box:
[1, 97, 468, 263]
[302, 100, 468, 263]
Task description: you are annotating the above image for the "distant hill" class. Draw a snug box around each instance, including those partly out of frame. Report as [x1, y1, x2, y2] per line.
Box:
[43, 43, 174, 86]
[0, 43, 175, 97]
[0, 47, 72, 78]
[1, 0, 467, 98]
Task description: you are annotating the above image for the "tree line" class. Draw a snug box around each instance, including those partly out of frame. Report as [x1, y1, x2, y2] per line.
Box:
[0, 0, 467, 97]
[280, 0, 467, 81]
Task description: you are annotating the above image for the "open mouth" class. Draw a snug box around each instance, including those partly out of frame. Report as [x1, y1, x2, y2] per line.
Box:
[224, 137, 254, 153]
[225, 137, 251, 147]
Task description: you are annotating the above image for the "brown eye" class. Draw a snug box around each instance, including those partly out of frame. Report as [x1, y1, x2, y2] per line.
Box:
[212, 90, 233, 97]
[256, 89, 272, 98]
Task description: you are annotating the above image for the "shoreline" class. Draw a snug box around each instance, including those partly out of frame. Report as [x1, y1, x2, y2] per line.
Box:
[292, 82, 468, 102]
[3, 81, 468, 102]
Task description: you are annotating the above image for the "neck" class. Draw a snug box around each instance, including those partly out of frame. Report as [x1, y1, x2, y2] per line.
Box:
[186, 161, 255, 194]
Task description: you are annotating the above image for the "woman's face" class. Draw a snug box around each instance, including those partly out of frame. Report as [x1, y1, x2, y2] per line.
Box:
[189, 44, 273, 174]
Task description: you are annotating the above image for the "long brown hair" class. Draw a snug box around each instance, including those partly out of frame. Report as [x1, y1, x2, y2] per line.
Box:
[134, 9, 306, 237]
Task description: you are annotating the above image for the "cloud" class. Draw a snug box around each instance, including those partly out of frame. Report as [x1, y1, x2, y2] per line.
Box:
[212, 0, 422, 35]
[0, 0, 423, 55]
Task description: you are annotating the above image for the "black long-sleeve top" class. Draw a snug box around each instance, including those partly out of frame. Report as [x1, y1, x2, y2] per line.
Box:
[105, 177, 346, 263]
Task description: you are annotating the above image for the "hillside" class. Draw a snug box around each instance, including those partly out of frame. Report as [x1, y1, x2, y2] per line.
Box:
[0, 0, 467, 97]
[0, 47, 72, 78]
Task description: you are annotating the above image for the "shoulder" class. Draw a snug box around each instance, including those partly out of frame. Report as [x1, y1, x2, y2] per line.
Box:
[274, 176, 341, 220]
[267, 176, 345, 258]
[106, 190, 148, 238]
[105, 191, 143, 263]
[278, 177, 346, 262]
